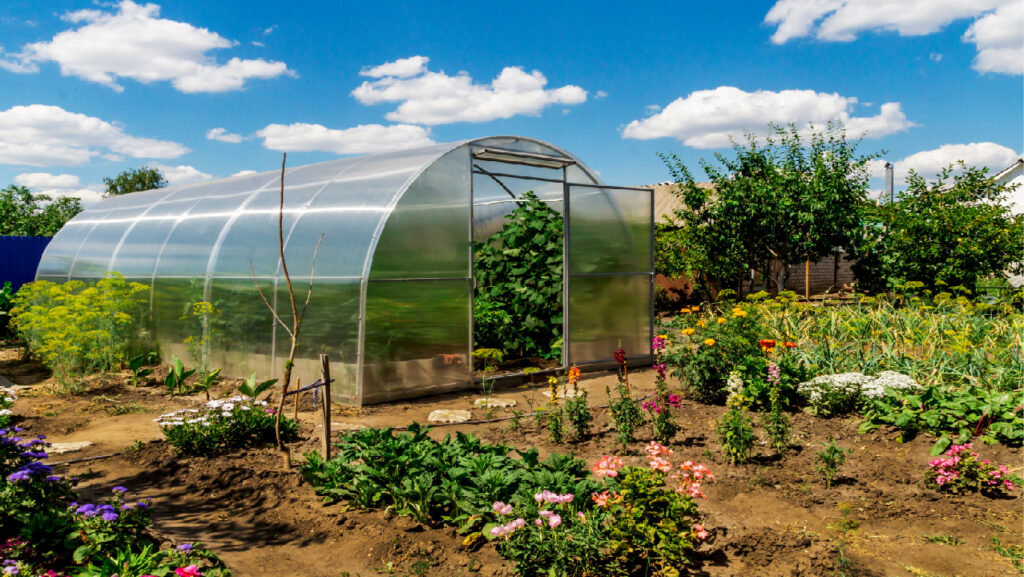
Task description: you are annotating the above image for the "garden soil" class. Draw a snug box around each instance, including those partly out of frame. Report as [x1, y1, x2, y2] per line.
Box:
[2, 346, 1021, 577]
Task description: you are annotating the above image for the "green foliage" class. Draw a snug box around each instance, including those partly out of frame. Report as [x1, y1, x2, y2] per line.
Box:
[300, 424, 602, 533]
[473, 191, 563, 359]
[496, 504, 615, 577]
[564, 392, 592, 441]
[127, 352, 157, 387]
[606, 467, 702, 576]
[158, 397, 298, 456]
[163, 356, 197, 396]
[858, 384, 1024, 455]
[660, 122, 877, 298]
[716, 405, 755, 464]
[924, 443, 1020, 497]
[0, 185, 82, 236]
[609, 384, 643, 451]
[0, 281, 14, 339]
[991, 537, 1024, 571]
[102, 166, 167, 197]
[472, 348, 504, 372]
[72, 542, 230, 577]
[815, 438, 848, 488]
[853, 163, 1024, 293]
[654, 222, 689, 280]
[761, 380, 792, 454]
[11, 275, 149, 384]
[547, 406, 564, 444]
[237, 374, 278, 400]
[193, 368, 221, 400]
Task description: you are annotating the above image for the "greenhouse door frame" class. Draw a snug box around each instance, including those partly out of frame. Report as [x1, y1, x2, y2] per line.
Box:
[469, 151, 654, 379]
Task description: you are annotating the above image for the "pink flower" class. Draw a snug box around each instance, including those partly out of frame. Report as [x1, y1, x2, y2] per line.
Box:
[592, 456, 624, 478]
[592, 491, 610, 507]
[539, 510, 553, 519]
[649, 457, 673, 473]
[577, 511, 586, 522]
[645, 441, 673, 458]
[492, 501, 513, 515]
[653, 363, 667, 380]
[175, 566, 203, 577]
[513, 518, 525, 529]
[489, 525, 506, 537]
[547, 514, 562, 528]
[693, 524, 709, 541]
[667, 394, 683, 408]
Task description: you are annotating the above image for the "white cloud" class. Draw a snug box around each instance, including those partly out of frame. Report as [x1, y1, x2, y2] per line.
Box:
[595, 90, 608, 99]
[871, 142, 1021, 182]
[263, 25, 277, 36]
[622, 86, 913, 148]
[206, 127, 244, 143]
[256, 123, 435, 155]
[231, 169, 258, 177]
[152, 163, 214, 185]
[360, 56, 430, 78]
[0, 1, 294, 92]
[14, 172, 81, 188]
[964, 3, 1024, 75]
[929, 52, 943, 62]
[0, 104, 188, 166]
[352, 59, 587, 125]
[764, 0, 1021, 76]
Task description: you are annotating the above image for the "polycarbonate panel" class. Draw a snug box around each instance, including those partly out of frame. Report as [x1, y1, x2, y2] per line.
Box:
[568, 274, 651, 364]
[371, 148, 470, 279]
[273, 278, 361, 403]
[361, 279, 471, 403]
[472, 175, 563, 241]
[569, 186, 651, 275]
[151, 276, 204, 359]
[35, 221, 92, 279]
[67, 207, 141, 278]
[203, 277, 279, 377]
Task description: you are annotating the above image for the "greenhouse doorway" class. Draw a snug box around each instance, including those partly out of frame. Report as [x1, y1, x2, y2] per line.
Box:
[469, 146, 654, 384]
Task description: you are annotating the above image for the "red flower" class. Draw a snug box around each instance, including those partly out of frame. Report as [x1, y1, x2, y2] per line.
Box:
[613, 347, 627, 366]
[784, 341, 797, 348]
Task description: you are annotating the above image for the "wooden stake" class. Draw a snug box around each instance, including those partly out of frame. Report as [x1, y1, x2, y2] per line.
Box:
[293, 378, 300, 421]
[320, 354, 331, 459]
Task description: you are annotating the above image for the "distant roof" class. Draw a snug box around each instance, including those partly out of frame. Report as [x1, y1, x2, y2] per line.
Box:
[637, 181, 715, 224]
[993, 158, 1023, 185]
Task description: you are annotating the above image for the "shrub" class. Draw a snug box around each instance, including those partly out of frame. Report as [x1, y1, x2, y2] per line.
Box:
[0, 390, 14, 429]
[716, 405, 755, 465]
[157, 396, 298, 456]
[473, 191, 563, 359]
[761, 363, 792, 454]
[797, 371, 920, 417]
[0, 281, 14, 339]
[11, 275, 149, 384]
[563, 367, 592, 441]
[925, 444, 1020, 497]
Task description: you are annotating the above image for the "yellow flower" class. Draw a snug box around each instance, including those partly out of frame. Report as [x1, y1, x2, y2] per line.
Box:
[704, 338, 716, 346]
[690, 306, 700, 312]
[682, 328, 696, 336]
[732, 308, 748, 318]
[696, 320, 706, 327]
[717, 317, 726, 324]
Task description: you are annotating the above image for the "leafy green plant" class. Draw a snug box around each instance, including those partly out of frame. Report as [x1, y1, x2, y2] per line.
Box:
[925, 443, 1020, 496]
[547, 407, 564, 444]
[604, 467, 704, 576]
[192, 368, 221, 400]
[609, 383, 643, 451]
[0, 184, 82, 236]
[816, 438, 848, 488]
[473, 191, 563, 359]
[0, 281, 14, 339]
[127, 352, 157, 387]
[472, 348, 504, 373]
[761, 369, 792, 454]
[493, 498, 615, 577]
[158, 396, 297, 456]
[563, 368, 591, 441]
[922, 534, 962, 546]
[991, 537, 1023, 571]
[237, 374, 278, 400]
[11, 275, 149, 384]
[163, 355, 197, 396]
[716, 404, 755, 464]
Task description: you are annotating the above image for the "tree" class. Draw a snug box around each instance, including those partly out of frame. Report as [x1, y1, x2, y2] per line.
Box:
[0, 185, 83, 236]
[852, 163, 1024, 293]
[103, 166, 167, 197]
[660, 122, 877, 298]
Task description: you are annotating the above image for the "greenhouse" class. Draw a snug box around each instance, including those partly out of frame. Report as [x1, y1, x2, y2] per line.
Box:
[36, 136, 653, 404]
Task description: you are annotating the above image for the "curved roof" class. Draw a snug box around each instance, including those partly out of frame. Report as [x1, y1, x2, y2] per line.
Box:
[37, 136, 601, 285]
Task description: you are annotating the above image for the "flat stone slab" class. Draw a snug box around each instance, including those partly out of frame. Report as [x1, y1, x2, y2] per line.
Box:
[330, 422, 368, 431]
[48, 441, 93, 455]
[473, 397, 517, 408]
[428, 409, 472, 424]
[541, 389, 582, 400]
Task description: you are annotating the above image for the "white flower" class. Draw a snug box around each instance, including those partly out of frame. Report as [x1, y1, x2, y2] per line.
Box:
[237, 405, 251, 411]
[0, 409, 13, 416]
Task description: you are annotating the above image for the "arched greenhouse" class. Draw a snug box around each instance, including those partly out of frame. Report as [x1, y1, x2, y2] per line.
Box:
[36, 136, 653, 404]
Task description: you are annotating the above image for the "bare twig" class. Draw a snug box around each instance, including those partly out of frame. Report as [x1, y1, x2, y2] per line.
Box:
[249, 260, 294, 339]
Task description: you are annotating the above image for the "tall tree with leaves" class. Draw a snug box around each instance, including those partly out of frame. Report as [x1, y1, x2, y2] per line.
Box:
[660, 122, 878, 297]
[852, 163, 1023, 292]
[103, 166, 167, 197]
[0, 185, 83, 236]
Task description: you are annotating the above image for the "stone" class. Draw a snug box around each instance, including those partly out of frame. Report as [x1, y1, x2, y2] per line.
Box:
[428, 409, 472, 424]
[330, 422, 368, 431]
[48, 441, 93, 455]
[473, 397, 517, 408]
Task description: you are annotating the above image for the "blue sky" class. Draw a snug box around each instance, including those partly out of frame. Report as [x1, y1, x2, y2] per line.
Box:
[0, 0, 1021, 203]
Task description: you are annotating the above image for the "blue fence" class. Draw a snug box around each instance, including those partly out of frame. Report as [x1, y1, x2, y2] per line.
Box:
[0, 236, 51, 291]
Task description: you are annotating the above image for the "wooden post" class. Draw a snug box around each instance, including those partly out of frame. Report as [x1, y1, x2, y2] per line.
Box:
[320, 354, 331, 459]
[293, 378, 300, 420]
[804, 259, 810, 300]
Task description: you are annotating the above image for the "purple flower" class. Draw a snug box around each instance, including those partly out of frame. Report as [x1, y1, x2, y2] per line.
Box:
[112, 486, 127, 493]
[177, 543, 194, 552]
[6, 470, 30, 482]
[76, 504, 97, 517]
[101, 511, 119, 522]
[45, 476, 61, 483]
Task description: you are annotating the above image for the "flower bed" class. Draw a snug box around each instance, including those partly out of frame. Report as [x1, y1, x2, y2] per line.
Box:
[156, 396, 298, 456]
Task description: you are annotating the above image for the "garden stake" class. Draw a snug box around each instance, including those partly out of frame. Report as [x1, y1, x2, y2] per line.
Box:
[320, 353, 331, 459]
[293, 378, 300, 421]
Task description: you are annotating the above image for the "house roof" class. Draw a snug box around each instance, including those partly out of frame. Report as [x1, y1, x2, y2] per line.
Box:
[638, 181, 716, 224]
